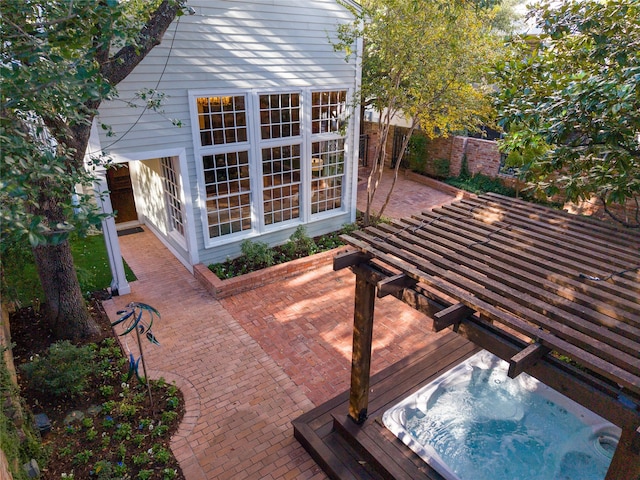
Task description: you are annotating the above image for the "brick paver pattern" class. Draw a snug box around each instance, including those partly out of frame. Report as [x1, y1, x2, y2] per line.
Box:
[102, 169, 458, 479]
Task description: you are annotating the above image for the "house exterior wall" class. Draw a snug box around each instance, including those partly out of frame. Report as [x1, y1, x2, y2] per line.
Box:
[96, 0, 361, 266]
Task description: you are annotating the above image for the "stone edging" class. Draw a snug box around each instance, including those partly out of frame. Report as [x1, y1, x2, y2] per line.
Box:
[193, 247, 341, 299]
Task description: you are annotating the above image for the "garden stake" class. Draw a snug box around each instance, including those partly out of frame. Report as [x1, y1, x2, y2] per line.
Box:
[112, 302, 162, 416]
[134, 321, 155, 414]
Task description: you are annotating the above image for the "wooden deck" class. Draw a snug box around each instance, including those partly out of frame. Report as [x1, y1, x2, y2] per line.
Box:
[293, 332, 479, 480]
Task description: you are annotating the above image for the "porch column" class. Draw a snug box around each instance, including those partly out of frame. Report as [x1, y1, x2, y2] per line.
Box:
[605, 426, 640, 480]
[94, 170, 131, 296]
[86, 121, 130, 296]
[348, 270, 376, 424]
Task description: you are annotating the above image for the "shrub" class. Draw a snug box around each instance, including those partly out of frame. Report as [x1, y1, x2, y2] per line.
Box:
[432, 158, 450, 179]
[407, 134, 428, 173]
[445, 173, 516, 197]
[20, 341, 96, 397]
[282, 226, 317, 258]
[240, 239, 275, 269]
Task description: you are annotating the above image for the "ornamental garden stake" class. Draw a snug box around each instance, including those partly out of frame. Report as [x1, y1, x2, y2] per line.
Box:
[112, 302, 161, 412]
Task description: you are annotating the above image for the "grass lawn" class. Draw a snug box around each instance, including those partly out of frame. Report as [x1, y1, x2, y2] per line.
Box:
[3, 233, 136, 307]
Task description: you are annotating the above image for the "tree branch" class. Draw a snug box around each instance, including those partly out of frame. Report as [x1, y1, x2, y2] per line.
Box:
[100, 0, 181, 86]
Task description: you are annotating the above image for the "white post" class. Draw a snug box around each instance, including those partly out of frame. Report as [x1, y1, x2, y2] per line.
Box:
[86, 123, 131, 295]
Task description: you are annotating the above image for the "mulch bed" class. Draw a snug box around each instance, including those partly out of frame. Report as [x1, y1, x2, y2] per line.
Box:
[9, 294, 186, 480]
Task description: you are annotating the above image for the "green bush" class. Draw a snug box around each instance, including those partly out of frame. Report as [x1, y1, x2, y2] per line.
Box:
[407, 134, 428, 173]
[20, 341, 96, 397]
[282, 226, 317, 258]
[240, 239, 275, 270]
[1, 349, 47, 480]
[446, 173, 517, 197]
[432, 158, 450, 179]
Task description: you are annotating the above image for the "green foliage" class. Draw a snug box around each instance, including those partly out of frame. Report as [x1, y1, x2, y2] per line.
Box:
[0, 0, 182, 335]
[0, 230, 136, 308]
[241, 239, 276, 270]
[0, 348, 46, 480]
[446, 174, 517, 197]
[209, 224, 357, 279]
[281, 226, 318, 259]
[20, 341, 96, 397]
[334, 0, 501, 224]
[407, 134, 428, 173]
[494, 0, 640, 226]
[432, 158, 451, 179]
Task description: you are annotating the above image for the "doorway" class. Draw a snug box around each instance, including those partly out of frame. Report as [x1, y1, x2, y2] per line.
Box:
[106, 163, 139, 224]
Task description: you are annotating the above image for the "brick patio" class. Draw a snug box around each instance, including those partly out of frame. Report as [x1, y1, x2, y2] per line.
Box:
[102, 169, 459, 479]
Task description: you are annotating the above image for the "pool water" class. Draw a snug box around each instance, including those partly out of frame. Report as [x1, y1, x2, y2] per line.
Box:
[383, 351, 620, 480]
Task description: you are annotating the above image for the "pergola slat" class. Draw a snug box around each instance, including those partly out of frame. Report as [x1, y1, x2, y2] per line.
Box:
[377, 219, 640, 331]
[400, 213, 640, 318]
[340, 195, 640, 402]
[346, 230, 640, 383]
[411, 208, 639, 303]
[457, 197, 639, 261]
[442, 202, 640, 282]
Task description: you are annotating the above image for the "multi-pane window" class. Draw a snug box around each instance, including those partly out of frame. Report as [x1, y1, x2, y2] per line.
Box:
[202, 152, 252, 238]
[197, 96, 247, 146]
[312, 90, 347, 134]
[310, 90, 347, 215]
[259, 93, 301, 139]
[262, 145, 301, 225]
[194, 88, 349, 244]
[160, 157, 185, 237]
[311, 140, 344, 213]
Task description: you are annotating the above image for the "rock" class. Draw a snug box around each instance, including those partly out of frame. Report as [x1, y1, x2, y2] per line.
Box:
[63, 410, 84, 425]
[34, 413, 51, 435]
[23, 459, 40, 478]
[87, 404, 102, 416]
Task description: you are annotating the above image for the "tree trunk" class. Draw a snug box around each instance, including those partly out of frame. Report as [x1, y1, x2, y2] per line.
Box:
[32, 240, 98, 341]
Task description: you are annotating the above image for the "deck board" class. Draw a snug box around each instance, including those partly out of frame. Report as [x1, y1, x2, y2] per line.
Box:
[293, 332, 478, 480]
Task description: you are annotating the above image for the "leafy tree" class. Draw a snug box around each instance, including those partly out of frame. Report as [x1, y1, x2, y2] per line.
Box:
[494, 0, 640, 227]
[334, 0, 502, 224]
[1, 1, 185, 339]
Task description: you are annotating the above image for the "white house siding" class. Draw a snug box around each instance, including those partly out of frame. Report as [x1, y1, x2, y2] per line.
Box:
[96, 0, 361, 266]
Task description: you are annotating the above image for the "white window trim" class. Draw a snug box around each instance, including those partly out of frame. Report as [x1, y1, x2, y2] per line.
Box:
[188, 87, 353, 250]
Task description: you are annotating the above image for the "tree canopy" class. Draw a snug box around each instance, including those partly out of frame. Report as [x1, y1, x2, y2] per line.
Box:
[494, 0, 640, 227]
[1, 0, 184, 338]
[334, 0, 502, 224]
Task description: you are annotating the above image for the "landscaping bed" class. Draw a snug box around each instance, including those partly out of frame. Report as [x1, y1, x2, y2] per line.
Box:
[8, 298, 185, 480]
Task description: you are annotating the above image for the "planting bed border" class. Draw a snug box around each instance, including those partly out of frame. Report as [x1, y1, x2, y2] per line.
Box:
[193, 247, 341, 299]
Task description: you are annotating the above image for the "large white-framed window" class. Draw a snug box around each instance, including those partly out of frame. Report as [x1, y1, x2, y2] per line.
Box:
[195, 94, 254, 240]
[258, 92, 302, 227]
[191, 87, 350, 246]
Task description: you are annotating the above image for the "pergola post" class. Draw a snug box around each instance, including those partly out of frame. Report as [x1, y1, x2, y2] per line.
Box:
[605, 426, 640, 480]
[348, 270, 376, 425]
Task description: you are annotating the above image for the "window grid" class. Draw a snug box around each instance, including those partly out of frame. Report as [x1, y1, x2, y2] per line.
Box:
[259, 93, 301, 140]
[197, 96, 248, 147]
[160, 157, 185, 237]
[311, 139, 344, 214]
[312, 90, 347, 134]
[262, 144, 301, 225]
[202, 151, 252, 238]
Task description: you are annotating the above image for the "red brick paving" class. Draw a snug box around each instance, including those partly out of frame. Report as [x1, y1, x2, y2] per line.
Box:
[102, 170, 458, 479]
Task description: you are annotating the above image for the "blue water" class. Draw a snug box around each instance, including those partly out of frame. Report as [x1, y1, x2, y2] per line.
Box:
[404, 363, 617, 480]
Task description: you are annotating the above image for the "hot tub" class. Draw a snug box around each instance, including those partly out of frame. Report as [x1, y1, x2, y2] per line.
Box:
[382, 350, 621, 480]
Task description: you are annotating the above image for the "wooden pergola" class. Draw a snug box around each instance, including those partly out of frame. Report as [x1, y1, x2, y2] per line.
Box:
[296, 193, 639, 480]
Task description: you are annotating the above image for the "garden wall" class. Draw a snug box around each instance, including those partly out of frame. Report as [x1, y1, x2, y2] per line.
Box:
[362, 121, 507, 179]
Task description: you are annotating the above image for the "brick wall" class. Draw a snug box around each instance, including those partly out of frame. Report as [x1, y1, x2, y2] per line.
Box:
[362, 122, 504, 178]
